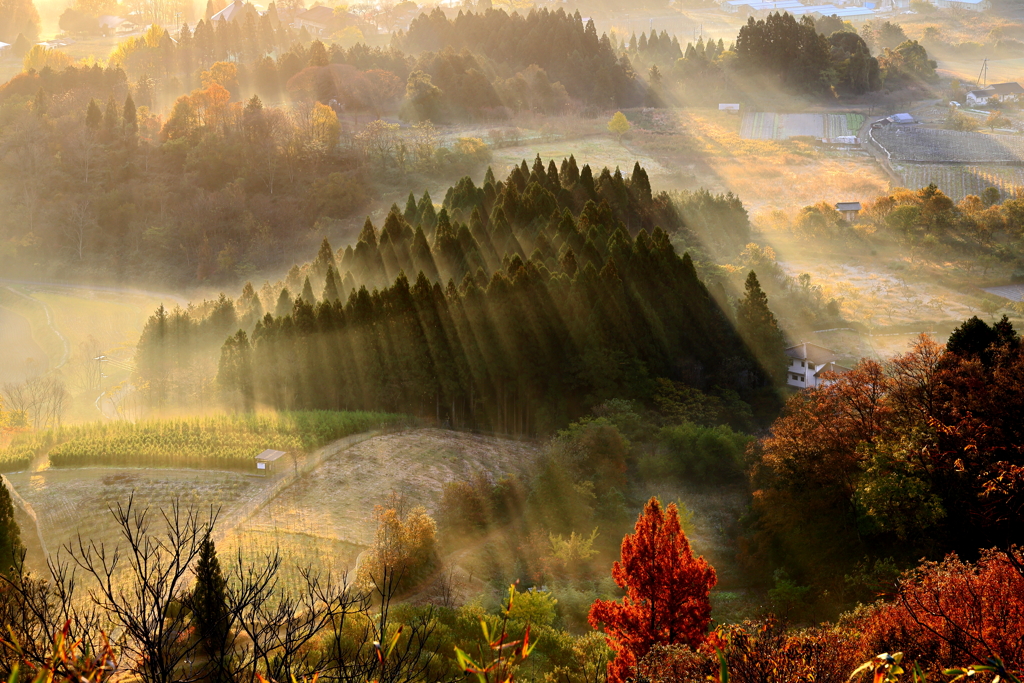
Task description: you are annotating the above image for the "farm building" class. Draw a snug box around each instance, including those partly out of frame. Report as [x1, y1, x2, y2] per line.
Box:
[97, 16, 138, 34]
[966, 82, 1024, 106]
[255, 449, 287, 473]
[719, 103, 740, 113]
[887, 113, 916, 124]
[785, 343, 850, 389]
[210, 0, 264, 22]
[836, 201, 861, 221]
[293, 6, 336, 35]
[931, 0, 989, 10]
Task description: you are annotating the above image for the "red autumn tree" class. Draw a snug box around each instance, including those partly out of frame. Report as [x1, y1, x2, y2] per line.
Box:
[588, 497, 717, 683]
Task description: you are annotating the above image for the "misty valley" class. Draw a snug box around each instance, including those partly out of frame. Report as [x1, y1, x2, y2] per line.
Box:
[1, 0, 1024, 681]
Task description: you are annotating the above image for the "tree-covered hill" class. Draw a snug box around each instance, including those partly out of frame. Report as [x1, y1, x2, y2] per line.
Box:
[134, 159, 781, 433]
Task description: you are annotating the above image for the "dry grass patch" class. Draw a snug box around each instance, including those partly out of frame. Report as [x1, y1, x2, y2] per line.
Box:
[631, 109, 891, 212]
[243, 428, 541, 549]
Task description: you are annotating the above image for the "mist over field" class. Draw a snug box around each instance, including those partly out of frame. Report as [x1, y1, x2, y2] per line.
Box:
[1, 0, 1024, 680]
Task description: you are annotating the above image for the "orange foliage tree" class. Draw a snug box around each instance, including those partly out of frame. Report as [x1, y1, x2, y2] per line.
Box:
[589, 497, 717, 683]
[859, 547, 1024, 673]
[746, 323, 1024, 589]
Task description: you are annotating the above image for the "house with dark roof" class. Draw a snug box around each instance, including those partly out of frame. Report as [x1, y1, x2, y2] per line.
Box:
[966, 82, 1024, 106]
[835, 201, 861, 222]
[785, 342, 851, 389]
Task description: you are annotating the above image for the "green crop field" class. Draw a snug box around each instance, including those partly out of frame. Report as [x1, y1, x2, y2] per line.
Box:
[0, 411, 406, 472]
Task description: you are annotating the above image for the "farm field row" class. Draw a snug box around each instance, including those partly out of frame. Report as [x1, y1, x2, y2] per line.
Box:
[0, 411, 405, 472]
[893, 163, 1024, 201]
[740, 112, 863, 140]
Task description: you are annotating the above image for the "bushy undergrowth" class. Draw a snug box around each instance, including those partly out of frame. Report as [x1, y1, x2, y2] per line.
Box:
[0, 411, 404, 471]
[0, 432, 53, 472]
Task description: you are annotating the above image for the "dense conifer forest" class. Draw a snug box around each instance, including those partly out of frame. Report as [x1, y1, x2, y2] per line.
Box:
[133, 158, 779, 432]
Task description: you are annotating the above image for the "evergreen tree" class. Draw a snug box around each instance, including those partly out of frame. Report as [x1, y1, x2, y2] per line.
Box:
[308, 39, 328, 67]
[358, 218, 378, 248]
[12, 33, 31, 58]
[404, 192, 419, 224]
[736, 271, 786, 382]
[301, 276, 316, 304]
[0, 479, 24, 573]
[275, 288, 293, 318]
[32, 87, 46, 117]
[189, 533, 230, 672]
[123, 93, 138, 136]
[103, 94, 119, 132]
[323, 265, 342, 302]
[86, 99, 102, 129]
[314, 237, 335, 276]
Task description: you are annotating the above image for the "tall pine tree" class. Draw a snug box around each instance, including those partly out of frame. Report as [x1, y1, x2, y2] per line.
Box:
[736, 271, 786, 383]
[189, 533, 229, 674]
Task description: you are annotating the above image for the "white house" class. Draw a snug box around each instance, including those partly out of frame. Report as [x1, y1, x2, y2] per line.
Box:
[785, 342, 851, 389]
[966, 82, 1024, 106]
[0, 42, 11, 57]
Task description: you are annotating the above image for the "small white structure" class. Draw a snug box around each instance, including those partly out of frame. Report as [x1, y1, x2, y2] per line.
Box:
[836, 201, 861, 221]
[888, 112, 915, 124]
[255, 448, 287, 473]
[785, 342, 851, 389]
[719, 103, 740, 114]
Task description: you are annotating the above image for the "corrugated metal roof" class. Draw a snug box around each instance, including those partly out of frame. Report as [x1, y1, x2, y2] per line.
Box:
[255, 449, 288, 462]
[836, 202, 862, 211]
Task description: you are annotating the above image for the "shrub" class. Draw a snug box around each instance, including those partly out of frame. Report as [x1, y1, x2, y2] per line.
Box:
[657, 422, 751, 481]
[858, 548, 1024, 674]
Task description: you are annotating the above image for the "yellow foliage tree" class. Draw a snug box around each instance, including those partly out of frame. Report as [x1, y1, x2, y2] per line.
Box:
[201, 61, 239, 97]
[607, 110, 631, 142]
[356, 504, 437, 595]
[23, 45, 73, 73]
[309, 102, 340, 155]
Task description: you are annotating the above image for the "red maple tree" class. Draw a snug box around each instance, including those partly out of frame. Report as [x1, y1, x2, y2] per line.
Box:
[588, 497, 717, 683]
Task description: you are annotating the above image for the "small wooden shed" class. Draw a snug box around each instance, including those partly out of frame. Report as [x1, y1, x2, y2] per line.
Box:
[835, 202, 862, 222]
[255, 449, 287, 474]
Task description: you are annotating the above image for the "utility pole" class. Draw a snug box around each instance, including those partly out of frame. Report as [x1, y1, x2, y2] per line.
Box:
[977, 57, 988, 87]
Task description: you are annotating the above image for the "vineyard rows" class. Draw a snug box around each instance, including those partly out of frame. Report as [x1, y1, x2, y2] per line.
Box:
[893, 163, 1024, 201]
[874, 127, 1024, 163]
[0, 411, 405, 472]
